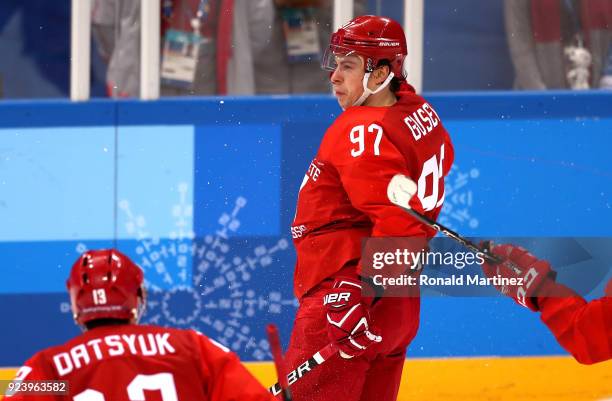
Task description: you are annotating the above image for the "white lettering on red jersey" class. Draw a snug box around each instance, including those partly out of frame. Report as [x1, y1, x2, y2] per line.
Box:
[6, 325, 273, 401]
[291, 90, 454, 298]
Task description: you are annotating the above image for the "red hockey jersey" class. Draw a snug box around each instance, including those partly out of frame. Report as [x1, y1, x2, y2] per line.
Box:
[291, 89, 454, 299]
[2, 324, 273, 401]
[539, 278, 612, 364]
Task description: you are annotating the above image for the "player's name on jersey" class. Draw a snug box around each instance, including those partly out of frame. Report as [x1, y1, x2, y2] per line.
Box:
[53, 333, 176, 376]
[372, 273, 524, 287]
[403, 102, 440, 141]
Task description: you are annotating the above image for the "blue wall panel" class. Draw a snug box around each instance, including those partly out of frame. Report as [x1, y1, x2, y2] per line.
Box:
[444, 117, 612, 236]
[116, 125, 195, 241]
[0, 92, 611, 366]
[0, 126, 115, 242]
[194, 124, 281, 236]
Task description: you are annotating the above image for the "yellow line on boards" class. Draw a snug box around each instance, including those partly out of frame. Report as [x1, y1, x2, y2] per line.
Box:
[2, 356, 611, 400]
[247, 356, 612, 401]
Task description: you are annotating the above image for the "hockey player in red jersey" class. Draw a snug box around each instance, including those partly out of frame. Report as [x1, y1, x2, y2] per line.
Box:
[482, 243, 612, 365]
[285, 15, 454, 401]
[2, 249, 274, 401]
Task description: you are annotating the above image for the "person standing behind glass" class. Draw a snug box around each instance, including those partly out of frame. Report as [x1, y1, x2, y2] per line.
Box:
[504, 0, 611, 90]
[251, 0, 366, 94]
[92, 0, 234, 97]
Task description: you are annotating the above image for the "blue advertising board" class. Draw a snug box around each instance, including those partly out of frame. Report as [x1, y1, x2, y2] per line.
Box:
[0, 92, 611, 365]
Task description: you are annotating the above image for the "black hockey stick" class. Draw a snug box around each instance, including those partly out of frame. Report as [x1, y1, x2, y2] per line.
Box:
[386, 174, 502, 265]
[267, 342, 337, 396]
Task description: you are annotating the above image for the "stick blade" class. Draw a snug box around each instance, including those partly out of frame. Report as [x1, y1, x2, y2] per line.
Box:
[266, 323, 290, 390]
[387, 174, 417, 208]
[266, 324, 284, 361]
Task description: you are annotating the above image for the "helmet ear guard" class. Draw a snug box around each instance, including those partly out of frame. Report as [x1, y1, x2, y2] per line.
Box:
[401, 56, 410, 82]
[135, 285, 147, 323]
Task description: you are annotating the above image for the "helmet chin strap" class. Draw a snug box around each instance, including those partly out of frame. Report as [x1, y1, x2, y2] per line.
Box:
[351, 71, 395, 107]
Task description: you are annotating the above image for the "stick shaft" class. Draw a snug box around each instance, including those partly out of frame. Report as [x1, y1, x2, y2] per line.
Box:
[268, 343, 337, 395]
[267, 324, 292, 401]
[397, 205, 502, 264]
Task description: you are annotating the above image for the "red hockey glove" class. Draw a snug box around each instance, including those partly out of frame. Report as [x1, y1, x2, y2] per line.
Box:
[323, 277, 382, 359]
[481, 242, 556, 311]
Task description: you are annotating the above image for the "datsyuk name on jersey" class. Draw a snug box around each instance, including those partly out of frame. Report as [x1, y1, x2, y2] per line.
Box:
[51, 332, 176, 376]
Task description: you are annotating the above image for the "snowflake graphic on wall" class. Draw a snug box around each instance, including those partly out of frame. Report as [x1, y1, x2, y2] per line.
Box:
[62, 182, 296, 361]
[438, 165, 480, 231]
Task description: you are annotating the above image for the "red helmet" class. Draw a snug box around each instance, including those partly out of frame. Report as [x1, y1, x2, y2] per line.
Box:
[67, 249, 145, 326]
[322, 15, 408, 80]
